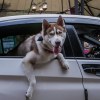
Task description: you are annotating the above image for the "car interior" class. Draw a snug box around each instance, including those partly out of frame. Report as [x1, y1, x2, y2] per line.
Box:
[0, 23, 42, 56]
[74, 24, 100, 58]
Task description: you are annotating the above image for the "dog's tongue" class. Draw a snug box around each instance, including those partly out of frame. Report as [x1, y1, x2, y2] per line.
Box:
[54, 47, 59, 54]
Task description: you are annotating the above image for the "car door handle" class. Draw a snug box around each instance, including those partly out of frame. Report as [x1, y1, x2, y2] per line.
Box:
[82, 64, 100, 76]
[84, 89, 88, 100]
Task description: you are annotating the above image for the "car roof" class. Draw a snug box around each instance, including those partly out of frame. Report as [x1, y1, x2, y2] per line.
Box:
[0, 14, 99, 26]
[0, 14, 100, 22]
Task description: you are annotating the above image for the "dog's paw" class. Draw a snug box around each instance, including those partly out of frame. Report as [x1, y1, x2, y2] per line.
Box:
[26, 92, 32, 100]
[62, 63, 69, 70]
[26, 95, 30, 100]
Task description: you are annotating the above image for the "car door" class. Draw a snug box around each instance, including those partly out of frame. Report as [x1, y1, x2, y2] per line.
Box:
[0, 17, 84, 100]
[72, 23, 100, 100]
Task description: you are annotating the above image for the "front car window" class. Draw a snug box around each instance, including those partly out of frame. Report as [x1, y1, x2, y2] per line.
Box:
[74, 24, 100, 59]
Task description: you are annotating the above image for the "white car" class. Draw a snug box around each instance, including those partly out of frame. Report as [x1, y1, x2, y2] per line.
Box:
[0, 14, 100, 100]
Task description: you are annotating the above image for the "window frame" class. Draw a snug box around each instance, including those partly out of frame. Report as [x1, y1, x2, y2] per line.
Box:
[0, 18, 74, 58]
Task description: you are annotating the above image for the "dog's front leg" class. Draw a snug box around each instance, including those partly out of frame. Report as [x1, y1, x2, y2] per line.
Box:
[26, 71, 36, 100]
[57, 53, 69, 70]
[22, 52, 36, 100]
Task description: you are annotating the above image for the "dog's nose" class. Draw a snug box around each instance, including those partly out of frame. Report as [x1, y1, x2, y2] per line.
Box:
[55, 41, 61, 46]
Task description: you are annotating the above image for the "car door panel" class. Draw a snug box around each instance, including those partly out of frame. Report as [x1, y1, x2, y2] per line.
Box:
[0, 18, 85, 100]
[71, 23, 100, 100]
[77, 59, 100, 100]
[0, 58, 84, 100]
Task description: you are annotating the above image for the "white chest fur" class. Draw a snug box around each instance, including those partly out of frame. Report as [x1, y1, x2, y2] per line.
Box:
[35, 41, 56, 64]
[36, 53, 56, 64]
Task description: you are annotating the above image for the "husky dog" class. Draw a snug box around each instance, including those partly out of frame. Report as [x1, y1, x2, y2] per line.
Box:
[21, 16, 69, 100]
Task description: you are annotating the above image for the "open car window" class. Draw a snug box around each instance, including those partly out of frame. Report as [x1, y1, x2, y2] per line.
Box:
[0, 22, 73, 58]
[74, 24, 100, 59]
[0, 23, 42, 56]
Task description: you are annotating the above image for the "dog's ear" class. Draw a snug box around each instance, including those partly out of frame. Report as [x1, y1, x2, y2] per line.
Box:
[42, 19, 50, 33]
[57, 15, 65, 27]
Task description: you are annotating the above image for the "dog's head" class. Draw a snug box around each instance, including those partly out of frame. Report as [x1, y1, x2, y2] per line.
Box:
[42, 16, 66, 54]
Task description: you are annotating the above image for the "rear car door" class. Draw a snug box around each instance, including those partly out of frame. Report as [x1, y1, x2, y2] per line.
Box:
[72, 22, 100, 100]
[0, 17, 84, 100]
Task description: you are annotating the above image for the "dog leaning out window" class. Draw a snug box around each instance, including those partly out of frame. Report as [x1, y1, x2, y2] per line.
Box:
[20, 16, 69, 100]
[0, 16, 69, 100]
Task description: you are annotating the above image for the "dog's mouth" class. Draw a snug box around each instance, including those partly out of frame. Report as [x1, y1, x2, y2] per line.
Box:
[54, 46, 61, 54]
[42, 42, 61, 54]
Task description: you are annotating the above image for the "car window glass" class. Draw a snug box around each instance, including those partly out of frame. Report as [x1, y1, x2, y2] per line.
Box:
[74, 24, 100, 59]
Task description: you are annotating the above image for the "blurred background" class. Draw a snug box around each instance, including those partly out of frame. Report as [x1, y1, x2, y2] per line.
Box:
[0, 0, 99, 17]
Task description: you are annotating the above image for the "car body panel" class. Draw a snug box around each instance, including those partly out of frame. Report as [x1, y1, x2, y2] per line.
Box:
[0, 14, 99, 27]
[77, 59, 100, 100]
[0, 58, 84, 100]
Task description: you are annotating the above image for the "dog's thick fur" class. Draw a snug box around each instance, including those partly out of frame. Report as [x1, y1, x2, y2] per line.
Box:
[20, 16, 69, 100]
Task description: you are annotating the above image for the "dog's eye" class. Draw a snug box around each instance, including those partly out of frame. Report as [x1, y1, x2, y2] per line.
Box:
[49, 33, 54, 36]
[57, 31, 62, 34]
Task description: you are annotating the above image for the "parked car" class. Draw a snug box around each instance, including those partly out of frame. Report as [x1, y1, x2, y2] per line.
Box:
[0, 14, 100, 100]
